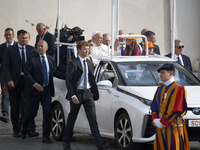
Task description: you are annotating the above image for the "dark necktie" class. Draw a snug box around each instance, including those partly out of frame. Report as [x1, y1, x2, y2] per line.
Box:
[21, 47, 25, 72]
[83, 60, 88, 90]
[8, 44, 11, 48]
[120, 46, 124, 56]
[42, 56, 48, 86]
[177, 56, 182, 65]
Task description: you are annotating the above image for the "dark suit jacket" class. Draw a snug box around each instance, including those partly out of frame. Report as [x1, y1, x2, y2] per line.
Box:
[139, 42, 143, 49]
[139, 42, 160, 55]
[4, 44, 36, 88]
[54, 45, 76, 79]
[24, 53, 55, 96]
[153, 44, 160, 55]
[0, 41, 17, 84]
[35, 31, 56, 56]
[66, 57, 99, 101]
[165, 53, 192, 72]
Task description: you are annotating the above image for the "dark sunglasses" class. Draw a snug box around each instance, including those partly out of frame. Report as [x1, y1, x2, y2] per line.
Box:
[176, 46, 184, 49]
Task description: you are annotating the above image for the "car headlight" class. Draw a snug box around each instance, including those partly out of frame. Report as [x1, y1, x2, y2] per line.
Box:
[138, 97, 152, 106]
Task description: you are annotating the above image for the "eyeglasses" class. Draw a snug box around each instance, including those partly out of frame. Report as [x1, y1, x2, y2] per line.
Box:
[176, 46, 184, 49]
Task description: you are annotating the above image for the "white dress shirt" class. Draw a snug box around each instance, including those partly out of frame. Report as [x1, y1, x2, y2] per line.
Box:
[40, 54, 50, 83]
[6, 41, 14, 47]
[173, 54, 184, 66]
[78, 56, 91, 90]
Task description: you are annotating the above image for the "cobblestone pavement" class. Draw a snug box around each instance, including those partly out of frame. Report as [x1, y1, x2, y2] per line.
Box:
[0, 106, 200, 150]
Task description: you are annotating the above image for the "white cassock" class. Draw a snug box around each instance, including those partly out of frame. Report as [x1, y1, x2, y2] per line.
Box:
[91, 42, 121, 64]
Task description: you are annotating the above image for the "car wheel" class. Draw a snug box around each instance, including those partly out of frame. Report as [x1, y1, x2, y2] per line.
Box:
[115, 113, 133, 150]
[51, 104, 65, 141]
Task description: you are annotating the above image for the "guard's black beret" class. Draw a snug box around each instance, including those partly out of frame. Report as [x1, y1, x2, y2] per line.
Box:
[157, 63, 175, 72]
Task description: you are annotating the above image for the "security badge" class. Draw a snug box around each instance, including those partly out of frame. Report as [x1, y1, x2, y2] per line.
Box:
[68, 54, 72, 64]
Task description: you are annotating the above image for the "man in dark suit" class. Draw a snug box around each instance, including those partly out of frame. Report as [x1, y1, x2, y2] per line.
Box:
[35, 23, 56, 57]
[54, 45, 76, 80]
[145, 30, 160, 55]
[63, 41, 108, 150]
[118, 30, 126, 56]
[0, 28, 16, 123]
[139, 28, 148, 48]
[21, 40, 57, 143]
[165, 39, 192, 72]
[4, 29, 38, 138]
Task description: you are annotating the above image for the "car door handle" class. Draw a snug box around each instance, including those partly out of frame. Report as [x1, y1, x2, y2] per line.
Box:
[107, 89, 112, 93]
[114, 95, 119, 98]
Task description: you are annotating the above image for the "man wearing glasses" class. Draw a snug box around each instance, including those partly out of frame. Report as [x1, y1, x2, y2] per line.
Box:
[165, 39, 192, 72]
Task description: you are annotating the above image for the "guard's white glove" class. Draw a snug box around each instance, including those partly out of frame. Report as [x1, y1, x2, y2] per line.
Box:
[153, 118, 164, 129]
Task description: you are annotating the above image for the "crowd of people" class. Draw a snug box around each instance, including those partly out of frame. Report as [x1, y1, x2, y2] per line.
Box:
[0, 23, 193, 150]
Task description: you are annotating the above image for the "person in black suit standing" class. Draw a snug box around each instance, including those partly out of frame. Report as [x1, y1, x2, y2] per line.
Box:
[165, 39, 192, 72]
[21, 40, 57, 143]
[0, 28, 16, 123]
[63, 41, 109, 150]
[35, 23, 56, 57]
[4, 29, 38, 138]
[144, 30, 161, 55]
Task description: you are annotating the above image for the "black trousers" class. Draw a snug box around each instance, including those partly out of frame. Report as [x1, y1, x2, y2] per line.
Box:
[8, 77, 35, 132]
[63, 91, 103, 147]
[23, 85, 52, 138]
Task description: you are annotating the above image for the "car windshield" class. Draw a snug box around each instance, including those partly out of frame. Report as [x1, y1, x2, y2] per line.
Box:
[116, 61, 200, 86]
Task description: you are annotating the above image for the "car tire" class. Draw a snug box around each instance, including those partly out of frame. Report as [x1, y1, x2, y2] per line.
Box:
[115, 112, 133, 150]
[51, 104, 65, 141]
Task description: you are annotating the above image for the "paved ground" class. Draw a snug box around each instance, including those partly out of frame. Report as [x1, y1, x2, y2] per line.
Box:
[0, 106, 200, 150]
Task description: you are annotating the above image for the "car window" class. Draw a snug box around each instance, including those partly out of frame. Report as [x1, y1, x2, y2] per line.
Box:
[95, 62, 115, 84]
[116, 61, 200, 86]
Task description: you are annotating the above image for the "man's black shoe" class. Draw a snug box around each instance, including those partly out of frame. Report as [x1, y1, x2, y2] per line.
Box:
[42, 138, 52, 144]
[28, 131, 39, 137]
[21, 129, 27, 139]
[13, 132, 21, 138]
[97, 143, 110, 150]
[0, 115, 9, 123]
[63, 142, 72, 150]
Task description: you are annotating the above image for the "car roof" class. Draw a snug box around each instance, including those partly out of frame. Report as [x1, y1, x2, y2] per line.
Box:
[98, 55, 176, 63]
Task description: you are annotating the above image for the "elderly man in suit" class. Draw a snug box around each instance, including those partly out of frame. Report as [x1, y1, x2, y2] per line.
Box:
[118, 30, 126, 56]
[102, 33, 111, 46]
[165, 39, 192, 72]
[35, 23, 56, 57]
[21, 40, 59, 143]
[4, 29, 37, 138]
[63, 41, 109, 150]
[0, 28, 16, 123]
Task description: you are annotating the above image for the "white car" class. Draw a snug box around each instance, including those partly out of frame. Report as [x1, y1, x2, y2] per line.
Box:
[51, 55, 200, 150]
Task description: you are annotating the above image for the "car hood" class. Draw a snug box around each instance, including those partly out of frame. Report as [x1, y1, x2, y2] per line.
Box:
[184, 86, 200, 107]
[118, 85, 200, 107]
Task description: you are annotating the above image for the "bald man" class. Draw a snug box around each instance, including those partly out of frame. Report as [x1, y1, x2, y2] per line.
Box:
[118, 30, 126, 56]
[21, 40, 56, 143]
[139, 28, 148, 48]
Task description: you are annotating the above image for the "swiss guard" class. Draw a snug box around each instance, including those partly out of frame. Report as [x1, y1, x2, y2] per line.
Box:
[151, 63, 190, 150]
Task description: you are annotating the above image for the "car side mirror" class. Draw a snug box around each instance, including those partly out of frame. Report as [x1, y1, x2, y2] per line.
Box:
[97, 80, 112, 87]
